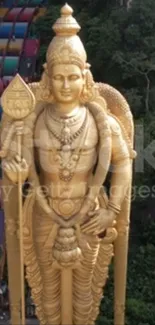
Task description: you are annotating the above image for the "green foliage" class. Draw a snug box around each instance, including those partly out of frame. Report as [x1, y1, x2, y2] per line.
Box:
[97, 242, 155, 325]
[34, 6, 61, 70]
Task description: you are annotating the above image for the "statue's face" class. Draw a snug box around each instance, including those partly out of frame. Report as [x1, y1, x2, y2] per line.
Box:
[50, 64, 84, 104]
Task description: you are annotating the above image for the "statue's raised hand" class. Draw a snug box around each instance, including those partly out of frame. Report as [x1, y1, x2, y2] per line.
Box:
[81, 208, 116, 235]
[3, 154, 29, 183]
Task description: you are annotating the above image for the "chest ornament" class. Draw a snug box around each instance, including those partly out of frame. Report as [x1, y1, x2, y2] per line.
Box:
[44, 107, 89, 181]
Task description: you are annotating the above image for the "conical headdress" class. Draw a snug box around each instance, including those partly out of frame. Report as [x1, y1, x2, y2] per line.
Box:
[46, 4, 87, 70]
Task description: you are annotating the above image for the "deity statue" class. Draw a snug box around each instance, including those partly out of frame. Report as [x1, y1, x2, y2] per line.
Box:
[0, 4, 136, 325]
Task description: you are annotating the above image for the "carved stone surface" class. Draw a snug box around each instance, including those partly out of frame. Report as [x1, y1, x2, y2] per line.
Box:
[1, 3, 135, 325]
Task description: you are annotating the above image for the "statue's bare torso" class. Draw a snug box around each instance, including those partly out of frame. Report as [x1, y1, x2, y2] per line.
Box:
[34, 105, 98, 217]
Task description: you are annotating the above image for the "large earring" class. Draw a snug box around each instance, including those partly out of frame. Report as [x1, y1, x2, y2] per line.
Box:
[37, 63, 55, 103]
[80, 69, 98, 104]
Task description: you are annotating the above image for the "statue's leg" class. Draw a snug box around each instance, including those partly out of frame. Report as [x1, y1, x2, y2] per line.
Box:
[34, 213, 61, 325]
[89, 228, 117, 325]
[40, 264, 60, 325]
[73, 236, 99, 325]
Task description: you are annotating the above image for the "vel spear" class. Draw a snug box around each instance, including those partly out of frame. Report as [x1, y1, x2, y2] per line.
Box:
[1, 74, 35, 325]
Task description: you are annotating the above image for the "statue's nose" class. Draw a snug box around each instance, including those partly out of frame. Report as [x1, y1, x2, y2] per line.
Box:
[63, 78, 70, 89]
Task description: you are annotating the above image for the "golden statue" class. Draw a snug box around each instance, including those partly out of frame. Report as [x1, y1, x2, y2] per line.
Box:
[0, 4, 136, 325]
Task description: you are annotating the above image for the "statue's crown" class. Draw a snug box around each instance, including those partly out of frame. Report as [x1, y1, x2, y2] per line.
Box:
[53, 3, 80, 36]
[46, 4, 87, 71]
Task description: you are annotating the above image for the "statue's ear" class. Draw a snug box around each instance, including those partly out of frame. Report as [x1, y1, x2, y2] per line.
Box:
[82, 63, 91, 79]
[80, 72, 97, 104]
[85, 69, 94, 89]
[35, 65, 55, 103]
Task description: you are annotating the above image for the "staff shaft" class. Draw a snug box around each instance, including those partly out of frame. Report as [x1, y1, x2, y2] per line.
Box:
[17, 133, 25, 325]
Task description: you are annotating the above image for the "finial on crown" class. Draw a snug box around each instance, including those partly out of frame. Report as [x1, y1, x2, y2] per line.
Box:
[52, 3, 80, 36]
[61, 3, 73, 16]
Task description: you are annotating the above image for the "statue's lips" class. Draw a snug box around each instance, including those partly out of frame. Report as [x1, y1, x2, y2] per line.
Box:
[61, 92, 71, 96]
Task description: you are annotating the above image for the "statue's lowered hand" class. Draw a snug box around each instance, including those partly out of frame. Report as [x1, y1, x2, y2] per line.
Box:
[81, 208, 116, 235]
[3, 154, 29, 183]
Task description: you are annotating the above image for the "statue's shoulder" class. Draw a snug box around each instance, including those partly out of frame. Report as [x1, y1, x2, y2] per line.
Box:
[33, 103, 47, 133]
[108, 114, 122, 136]
[96, 82, 133, 142]
[28, 82, 40, 99]
[86, 106, 98, 125]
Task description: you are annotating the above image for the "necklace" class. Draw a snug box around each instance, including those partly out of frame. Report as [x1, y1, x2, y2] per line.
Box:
[45, 107, 87, 151]
[49, 106, 83, 126]
[44, 107, 89, 182]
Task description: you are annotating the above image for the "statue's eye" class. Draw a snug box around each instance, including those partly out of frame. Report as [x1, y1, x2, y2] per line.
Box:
[69, 75, 79, 81]
[53, 75, 63, 81]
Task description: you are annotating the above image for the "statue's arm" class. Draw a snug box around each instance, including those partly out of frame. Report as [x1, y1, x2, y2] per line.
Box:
[108, 116, 131, 215]
[1, 113, 35, 184]
[81, 116, 131, 233]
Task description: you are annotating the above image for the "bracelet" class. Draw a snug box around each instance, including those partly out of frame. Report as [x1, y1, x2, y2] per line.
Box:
[108, 202, 121, 215]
